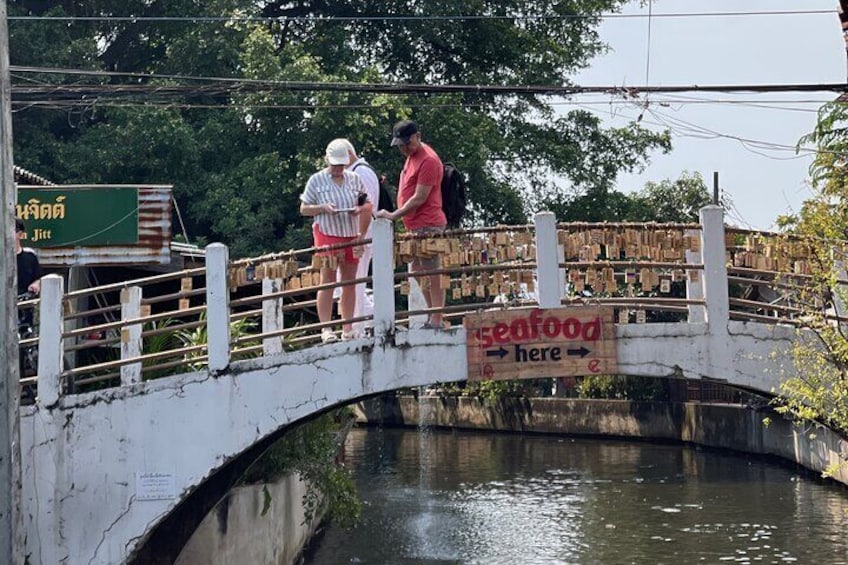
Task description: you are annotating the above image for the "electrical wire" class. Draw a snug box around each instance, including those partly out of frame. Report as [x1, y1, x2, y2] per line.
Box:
[6, 9, 836, 23]
[6, 96, 834, 112]
[8, 66, 848, 98]
[645, 0, 654, 88]
[574, 101, 828, 162]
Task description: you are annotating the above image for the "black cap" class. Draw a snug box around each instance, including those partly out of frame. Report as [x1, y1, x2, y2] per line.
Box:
[15, 219, 24, 232]
[391, 120, 419, 146]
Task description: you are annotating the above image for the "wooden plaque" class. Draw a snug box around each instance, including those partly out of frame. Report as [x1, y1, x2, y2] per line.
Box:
[464, 306, 618, 381]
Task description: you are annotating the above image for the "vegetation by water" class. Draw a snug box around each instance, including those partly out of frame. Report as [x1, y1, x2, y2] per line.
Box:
[769, 102, 848, 468]
[434, 375, 672, 402]
[241, 410, 361, 528]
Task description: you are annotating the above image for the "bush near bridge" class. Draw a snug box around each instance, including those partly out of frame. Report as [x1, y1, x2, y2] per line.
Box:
[771, 101, 848, 456]
[241, 409, 361, 529]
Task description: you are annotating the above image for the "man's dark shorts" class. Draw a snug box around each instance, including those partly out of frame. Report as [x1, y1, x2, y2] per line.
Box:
[411, 226, 445, 271]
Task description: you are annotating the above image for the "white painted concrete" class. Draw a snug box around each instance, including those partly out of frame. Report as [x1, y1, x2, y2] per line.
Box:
[18, 318, 797, 564]
[685, 228, 706, 324]
[371, 218, 395, 338]
[174, 473, 319, 565]
[261, 278, 284, 357]
[534, 212, 560, 309]
[36, 274, 63, 406]
[120, 286, 142, 386]
[15, 207, 814, 564]
[206, 243, 230, 373]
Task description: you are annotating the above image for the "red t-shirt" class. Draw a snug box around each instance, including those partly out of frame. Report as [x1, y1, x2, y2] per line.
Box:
[397, 143, 446, 231]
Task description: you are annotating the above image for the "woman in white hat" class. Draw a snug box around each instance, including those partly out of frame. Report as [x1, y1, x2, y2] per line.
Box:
[300, 139, 372, 343]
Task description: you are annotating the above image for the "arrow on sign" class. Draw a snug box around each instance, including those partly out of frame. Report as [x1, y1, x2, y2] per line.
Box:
[486, 347, 509, 359]
[567, 346, 591, 358]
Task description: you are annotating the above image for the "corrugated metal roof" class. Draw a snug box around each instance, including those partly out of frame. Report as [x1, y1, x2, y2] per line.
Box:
[19, 185, 173, 267]
[13, 165, 55, 186]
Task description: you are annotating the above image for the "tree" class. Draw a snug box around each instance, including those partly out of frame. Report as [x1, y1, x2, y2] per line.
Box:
[767, 101, 848, 449]
[9, 0, 670, 257]
[546, 171, 714, 223]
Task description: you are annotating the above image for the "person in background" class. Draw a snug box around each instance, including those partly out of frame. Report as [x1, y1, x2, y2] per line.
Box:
[375, 120, 447, 329]
[16, 218, 41, 297]
[15, 219, 41, 330]
[336, 138, 379, 338]
[300, 139, 373, 343]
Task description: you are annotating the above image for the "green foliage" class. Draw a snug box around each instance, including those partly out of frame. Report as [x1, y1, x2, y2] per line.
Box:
[175, 311, 260, 367]
[10, 0, 671, 257]
[436, 379, 551, 400]
[773, 328, 848, 437]
[260, 484, 272, 517]
[769, 102, 848, 464]
[242, 410, 361, 528]
[779, 101, 848, 240]
[549, 171, 715, 222]
[578, 375, 668, 401]
[142, 319, 185, 379]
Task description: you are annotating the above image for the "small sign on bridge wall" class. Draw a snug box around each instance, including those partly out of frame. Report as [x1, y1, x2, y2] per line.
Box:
[464, 306, 618, 381]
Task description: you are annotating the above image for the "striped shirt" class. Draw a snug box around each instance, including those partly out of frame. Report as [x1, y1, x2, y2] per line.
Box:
[300, 169, 365, 237]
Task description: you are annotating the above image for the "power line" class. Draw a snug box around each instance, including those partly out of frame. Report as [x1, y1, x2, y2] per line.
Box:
[644, 0, 654, 88]
[7, 93, 834, 113]
[575, 101, 824, 161]
[5, 9, 836, 23]
[9, 66, 848, 98]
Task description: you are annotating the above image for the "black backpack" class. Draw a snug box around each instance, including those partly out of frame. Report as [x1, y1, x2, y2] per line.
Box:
[377, 180, 396, 213]
[441, 162, 467, 228]
[352, 162, 395, 212]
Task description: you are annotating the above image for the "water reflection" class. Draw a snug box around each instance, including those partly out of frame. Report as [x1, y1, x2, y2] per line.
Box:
[306, 428, 848, 564]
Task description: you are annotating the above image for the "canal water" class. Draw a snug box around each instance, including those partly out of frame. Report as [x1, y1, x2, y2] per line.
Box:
[305, 427, 848, 565]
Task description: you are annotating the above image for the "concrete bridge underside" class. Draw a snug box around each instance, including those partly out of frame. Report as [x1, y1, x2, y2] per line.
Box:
[20, 319, 797, 564]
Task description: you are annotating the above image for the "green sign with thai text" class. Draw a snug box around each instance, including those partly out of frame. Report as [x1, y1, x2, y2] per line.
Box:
[16, 187, 139, 247]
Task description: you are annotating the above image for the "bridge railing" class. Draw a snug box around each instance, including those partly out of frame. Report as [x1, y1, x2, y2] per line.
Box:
[27, 206, 841, 403]
[723, 227, 844, 324]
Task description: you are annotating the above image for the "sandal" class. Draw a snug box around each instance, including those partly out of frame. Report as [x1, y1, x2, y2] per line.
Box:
[321, 328, 338, 344]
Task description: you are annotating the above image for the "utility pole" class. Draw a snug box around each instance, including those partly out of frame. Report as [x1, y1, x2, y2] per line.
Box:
[0, 1, 22, 562]
[713, 171, 720, 206]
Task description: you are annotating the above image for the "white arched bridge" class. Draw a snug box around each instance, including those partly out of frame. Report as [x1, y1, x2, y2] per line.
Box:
[17, 206, 838, 564]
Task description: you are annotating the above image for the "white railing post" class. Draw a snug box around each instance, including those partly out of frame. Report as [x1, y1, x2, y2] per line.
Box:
[120, 286, 142, 386]
[557, 237, 567, 302]
[262, 278, 284, 356]
[371, 219, 396, 337]
[686, 228, 706, 324]
[699, 206, 730, 329]
[534, 212, 560, 309]
[206, 243, 230, 373]
[37, 274, 63, 405]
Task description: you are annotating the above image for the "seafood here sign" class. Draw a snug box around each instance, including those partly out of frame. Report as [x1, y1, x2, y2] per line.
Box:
[464, 307, 617, 381]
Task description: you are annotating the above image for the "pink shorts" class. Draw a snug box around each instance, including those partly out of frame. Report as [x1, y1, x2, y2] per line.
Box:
[313, 224, 359, 266]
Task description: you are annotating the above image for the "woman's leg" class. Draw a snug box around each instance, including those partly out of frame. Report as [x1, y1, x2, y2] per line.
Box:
[338, 260, 358, 332]
[317, 266, 337, 324]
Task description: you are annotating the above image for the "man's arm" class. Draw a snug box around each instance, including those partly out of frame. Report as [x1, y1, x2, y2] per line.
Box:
[378, 183, 432, 221]
[376, 156, 440, 221]
[25, 253, 41, 295]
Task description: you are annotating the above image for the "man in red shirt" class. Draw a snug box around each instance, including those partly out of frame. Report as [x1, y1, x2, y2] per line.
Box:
[376, 120, 447, 329]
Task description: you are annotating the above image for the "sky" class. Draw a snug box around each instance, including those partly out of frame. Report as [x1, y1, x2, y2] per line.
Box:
[573, 0, 845, 230]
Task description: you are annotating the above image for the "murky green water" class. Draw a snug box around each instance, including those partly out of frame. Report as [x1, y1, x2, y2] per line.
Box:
[305, 427, 848, 565]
